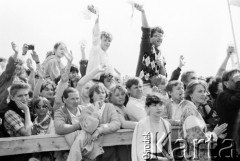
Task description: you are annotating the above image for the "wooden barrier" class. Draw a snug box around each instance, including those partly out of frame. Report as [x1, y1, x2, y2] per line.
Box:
[0, 126, 181, 156]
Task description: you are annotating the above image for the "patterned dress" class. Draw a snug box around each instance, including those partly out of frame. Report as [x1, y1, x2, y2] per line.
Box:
[179, 101, 215, 161]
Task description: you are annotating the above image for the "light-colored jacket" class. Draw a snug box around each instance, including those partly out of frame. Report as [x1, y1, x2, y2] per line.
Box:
[65, 130, 104, 161]
[41, 54, 64, 81]
[132, 117, 173, 161]
[97, 103, 121, 134]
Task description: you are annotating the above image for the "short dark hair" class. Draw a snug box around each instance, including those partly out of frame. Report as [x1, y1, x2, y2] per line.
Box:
[166, 80, 184, 93]
[70, 64, 79, 73]
[206, 76, 214, 84]
[208, 77, 222, 99]
[89, 83, 108, 103]
[150, 27, 164, 37]
[40, 80, 56, 93]
[62, 87, 78, 102]
[222, 69, 240, 90]
[125, 77, 142, 89]
[145, 94, 163, 107]
[53, 42, 65, 54]
[32, 97, 51, 111]
[99, 73, 114, 83]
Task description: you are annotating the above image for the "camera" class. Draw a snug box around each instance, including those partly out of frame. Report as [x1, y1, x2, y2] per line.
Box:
[27, 44, 35, 50]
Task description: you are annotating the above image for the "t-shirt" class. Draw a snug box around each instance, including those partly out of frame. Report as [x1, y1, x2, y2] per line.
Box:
[67, 108, 81, 125]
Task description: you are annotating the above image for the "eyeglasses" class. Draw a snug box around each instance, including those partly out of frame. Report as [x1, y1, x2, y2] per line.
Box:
[35, 104, 49, 109]
[105, 74, 114, 82]
[41, 83, 54, 92]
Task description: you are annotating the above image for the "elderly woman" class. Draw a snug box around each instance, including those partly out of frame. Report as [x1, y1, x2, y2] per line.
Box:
[132, 94, 173, 161]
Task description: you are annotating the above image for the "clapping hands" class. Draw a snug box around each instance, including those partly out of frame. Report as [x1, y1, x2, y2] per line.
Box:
[213, 123, 228, 137]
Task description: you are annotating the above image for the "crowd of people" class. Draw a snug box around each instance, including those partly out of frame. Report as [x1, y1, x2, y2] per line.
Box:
[0, 3, 240, 161]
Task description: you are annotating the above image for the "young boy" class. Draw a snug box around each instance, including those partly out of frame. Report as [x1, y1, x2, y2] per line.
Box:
[86, 6, 113, 80]
[125, 77, 146, 121]
[165, 80, 185, 125]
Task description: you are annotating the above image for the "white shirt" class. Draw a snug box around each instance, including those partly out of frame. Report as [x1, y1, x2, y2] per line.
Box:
[86, 45, 109, 77]
[86, 20, 110, 79]
[171, 100, 185, 121]
[97, 103, 106, 118]
[125, 97, 146, 121]
[67, 107, 81, 124]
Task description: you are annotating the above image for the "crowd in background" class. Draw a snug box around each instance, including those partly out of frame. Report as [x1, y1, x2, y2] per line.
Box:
[0, 4, 240, 161]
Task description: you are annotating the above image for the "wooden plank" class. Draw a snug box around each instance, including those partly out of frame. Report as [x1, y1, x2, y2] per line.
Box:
[0, 134, 70, 156]
[0, 127, 181, 156]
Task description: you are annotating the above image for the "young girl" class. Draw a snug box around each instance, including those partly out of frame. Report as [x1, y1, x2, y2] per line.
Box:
[132, 94, 173, 161]
[88, 83, 120, 161]
[30, 97, 55, 161]
[32, 97, 55, 135]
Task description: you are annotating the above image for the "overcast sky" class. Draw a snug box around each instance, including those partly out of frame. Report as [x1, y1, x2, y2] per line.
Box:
[0, 0, 240, 78]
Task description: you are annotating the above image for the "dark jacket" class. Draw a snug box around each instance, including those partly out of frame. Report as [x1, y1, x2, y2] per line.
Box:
[0, 57, 16, 114]
[216, 81, 240, 139]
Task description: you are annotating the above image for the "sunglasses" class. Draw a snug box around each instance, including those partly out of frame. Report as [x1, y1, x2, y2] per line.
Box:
[105, 74, 114, 82]
[41, 83, 55, 91]
[35, 104, 49, 109]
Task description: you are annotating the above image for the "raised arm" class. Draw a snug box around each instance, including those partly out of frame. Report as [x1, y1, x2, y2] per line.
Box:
[79, 42, 88, 77]
[90, 5, 100, 46]
[26, 58, 36, 90]
[77, 65, 106, 87]
[216, 46, 233, 78]
[135, 4, 149, 28]
[53, 48, 73, 111]
[170, 55, 185, 81]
